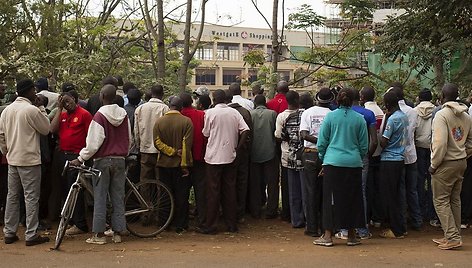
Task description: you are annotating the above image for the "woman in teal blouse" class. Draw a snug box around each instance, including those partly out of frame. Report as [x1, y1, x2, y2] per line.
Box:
[313, 88, 368, 247]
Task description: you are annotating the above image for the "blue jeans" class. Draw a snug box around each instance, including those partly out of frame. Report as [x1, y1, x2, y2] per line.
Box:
[92, 157, 127, 233]
[400, 162, 423, 229]
[416, 147, 437, 221]
[287, 169, 305, 227]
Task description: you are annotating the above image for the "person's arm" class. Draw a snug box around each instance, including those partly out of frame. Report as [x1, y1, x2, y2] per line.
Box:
[299, 110, 317, 144]
[316, 115, 331, 163]
[274, 113, 283, 143]
[180, 121, 194, 177]
[368, 125, 378, 157]
[430, 114, 448, 173]
[466, 117, 472, 157]
[73, 119, 105, 165]
[0, 114, 6, 155]
[29, 106, 51, 136]
[50, 96, 63, 133]
[359, 121, 369, 158]
[133, 108, 141, 152]
[237, 130, 250, 151]
[300, 130, 317, 144]
[380, 116, 394, 149]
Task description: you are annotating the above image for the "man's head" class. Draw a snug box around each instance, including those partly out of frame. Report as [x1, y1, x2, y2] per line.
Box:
[254, 94, 266, 107]
[418, 88, 433, 102]
[390, 81, 404, 91]
[169, 96, 183, 111]
[251, 83, 263, 97]
[286, 90, 299, 110]
[299, 92, 314, 109]
[115, 75, 124, 87]
[99, 84, 117, 106]
[315, 87, 334, 107]
[61, 82, 76, 93]
[17, 79, 37, 103]
[276, 80, 289, 94]
[224, 89, 233, 104]
[127, 88, 142, 106]
[193, 86, 209, 99]
[360, 86, 375, 103]
[383, 91, 399, 111]
[36, 94, 49, 108]
[180, 92, 193, 108]
[441, 83, 459, 103]
[123, 81, 136, 94]
[61, 91, 78, 113]
[101, 76, 118, 87]
[35, 77, 49, 91]
[150, 84, 164, 99]
[352, 88, 361, 103]
[337, 88, 354, 107]
[212, 89, 226, 105]
[229, 82, 242, 96]
[388, 86, 404, 100]
[197, 94, 211, 110]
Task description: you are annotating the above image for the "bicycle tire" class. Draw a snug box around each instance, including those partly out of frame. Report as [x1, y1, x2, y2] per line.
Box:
[54, 187, 79, 250]
[125, 180, 174, 238]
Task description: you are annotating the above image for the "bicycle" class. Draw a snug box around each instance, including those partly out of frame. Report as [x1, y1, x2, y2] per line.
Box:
[54, 159, 174, 250]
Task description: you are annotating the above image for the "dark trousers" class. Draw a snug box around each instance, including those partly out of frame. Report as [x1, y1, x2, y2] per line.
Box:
[461, 157, 472, 224]
[280, 166, 290, 221]
[159, 167, 191, 230]
[380, 161, 406, 236]
[61, 152, 89, 231]
[47, 148, 64, 221]
[140, 153, 158, 181]
[400, 162, 423, 228]
[234, 150, 249, 221]
[0, 163, 7, 222]
[191, 161, 207, 226]
[248, 157, 278, 217]
[416, 147, 436, 221]
[301, 151, 323, 234]
[39, 162, 51, 220]
[205, 162, 237, 231]
[367, 156, 383, 223]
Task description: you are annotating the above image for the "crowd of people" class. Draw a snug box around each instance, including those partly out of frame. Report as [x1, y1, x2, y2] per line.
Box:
[0, 76, 471, 250]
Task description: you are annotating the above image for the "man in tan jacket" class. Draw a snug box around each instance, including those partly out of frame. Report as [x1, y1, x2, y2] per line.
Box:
[0, 79, 50, 246]
[430, 83, 472, 250]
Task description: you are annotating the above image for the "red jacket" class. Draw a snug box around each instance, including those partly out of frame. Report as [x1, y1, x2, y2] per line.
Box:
[267, 93, 288, 114]
[181, 107, 206, 162]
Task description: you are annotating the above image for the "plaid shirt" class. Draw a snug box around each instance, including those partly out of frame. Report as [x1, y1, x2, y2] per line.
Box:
[283, 109, 304, 170]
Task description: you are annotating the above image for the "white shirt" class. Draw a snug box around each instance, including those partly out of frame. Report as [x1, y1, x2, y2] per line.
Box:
[399, 100, 418, 164]
[38, 90, 60, 111]
[469, 105, 472, 117]
[203, 103, 249, 165]
[232, 95, 254, 111]
[134, 98, 169, 153]
[275, 109, 296, 167]
[364, 101, 385, 157]
[299, 106, 331, 148]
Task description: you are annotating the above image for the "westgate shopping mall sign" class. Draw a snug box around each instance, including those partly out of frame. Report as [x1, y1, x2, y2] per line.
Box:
[210, 30, 286, 41]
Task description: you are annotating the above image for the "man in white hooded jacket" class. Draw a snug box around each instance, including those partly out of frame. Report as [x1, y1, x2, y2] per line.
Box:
[71, 84, 131, 245]
[429, 83, 472, 250]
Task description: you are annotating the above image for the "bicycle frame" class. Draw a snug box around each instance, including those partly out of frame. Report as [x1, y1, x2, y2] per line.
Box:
[124, 177, 154, 217]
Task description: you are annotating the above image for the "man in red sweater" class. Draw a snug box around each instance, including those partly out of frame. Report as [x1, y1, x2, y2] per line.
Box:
[266, 81, 289, 114]
[180, 92, 206, 228]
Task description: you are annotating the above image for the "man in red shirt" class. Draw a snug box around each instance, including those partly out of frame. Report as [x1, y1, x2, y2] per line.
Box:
[50, 90, 93, 235]
[266, 81, 289, 114]
[180, 92, 206, 228]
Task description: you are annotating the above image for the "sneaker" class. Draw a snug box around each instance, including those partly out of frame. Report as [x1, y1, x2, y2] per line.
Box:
[347, 238, 361, 246]
[25, 235, 50, 246]
[430, 220, 441, 228]
[112, 234, 122, 243]
[104, 229, 114, 237]
[432, 238, 447, 245]
[379, 229, 404, 239]
[313, 235, 334, 247]
[335, 231, 348, 240]
[66, 225, 86, 236]
[460, 224, 468, 229]
[85, 234, 107, 245]
[4, 235, 19, 244]
[358, 232, 372, 240]
[438, 240, 462, 250]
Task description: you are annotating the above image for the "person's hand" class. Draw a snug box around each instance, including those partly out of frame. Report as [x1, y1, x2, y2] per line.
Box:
[428, 166, 437, 175]
[70, 159, 82, 167]
[181, 167, 190, 177]
[57, 95, 64, 110]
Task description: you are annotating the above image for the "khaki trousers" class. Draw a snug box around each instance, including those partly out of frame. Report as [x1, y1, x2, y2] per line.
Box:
[432, 159, 467, 242]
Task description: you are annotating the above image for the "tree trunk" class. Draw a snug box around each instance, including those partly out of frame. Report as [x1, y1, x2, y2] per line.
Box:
[433, 56, 445, 92]
[157, 0, 165, 80]
[178, 0, 193, 92]
[269, 0, 279, 97]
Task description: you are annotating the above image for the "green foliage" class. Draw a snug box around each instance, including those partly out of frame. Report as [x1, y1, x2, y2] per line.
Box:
[286, 4, 325, 30]
[339, 0, 375, 23]
[242, 49, 266, 68]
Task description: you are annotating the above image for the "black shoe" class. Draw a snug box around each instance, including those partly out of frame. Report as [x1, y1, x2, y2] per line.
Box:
[196, 227, 217, 235]
[4, 235, 19, 244]
[25, 235, 50, 246]
[304, 230, 321, 237]
[226, 226, 239, 233]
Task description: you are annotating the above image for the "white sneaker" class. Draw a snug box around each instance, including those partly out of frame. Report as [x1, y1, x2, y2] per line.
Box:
[104, 229, 114, 237]
[85, 234, 107, 245]
[461, 224, 468, 229]
[112, 234, 122, 243]
[335, 231, 348, 240]
[65, 225, 86, 235]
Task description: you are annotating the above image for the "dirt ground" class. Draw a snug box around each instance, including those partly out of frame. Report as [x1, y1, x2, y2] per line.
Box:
[0, 218, 470, 268]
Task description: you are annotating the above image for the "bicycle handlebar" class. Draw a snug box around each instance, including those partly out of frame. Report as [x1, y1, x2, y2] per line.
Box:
[62, 161, 102, 178]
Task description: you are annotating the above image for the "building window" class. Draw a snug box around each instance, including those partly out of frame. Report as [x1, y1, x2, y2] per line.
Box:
[195, 43, 214, 60]
[223, 69, 241, 85]
[217, 43, 239, 61]
[195, 69, 216, 85]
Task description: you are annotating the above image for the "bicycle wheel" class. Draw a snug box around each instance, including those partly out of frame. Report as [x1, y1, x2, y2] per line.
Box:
[54, 187, 79, 250]
[125, 180, 174, 237]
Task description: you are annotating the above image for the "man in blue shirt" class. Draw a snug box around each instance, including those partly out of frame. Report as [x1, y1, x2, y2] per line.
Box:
[379, 91, 408, 239]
